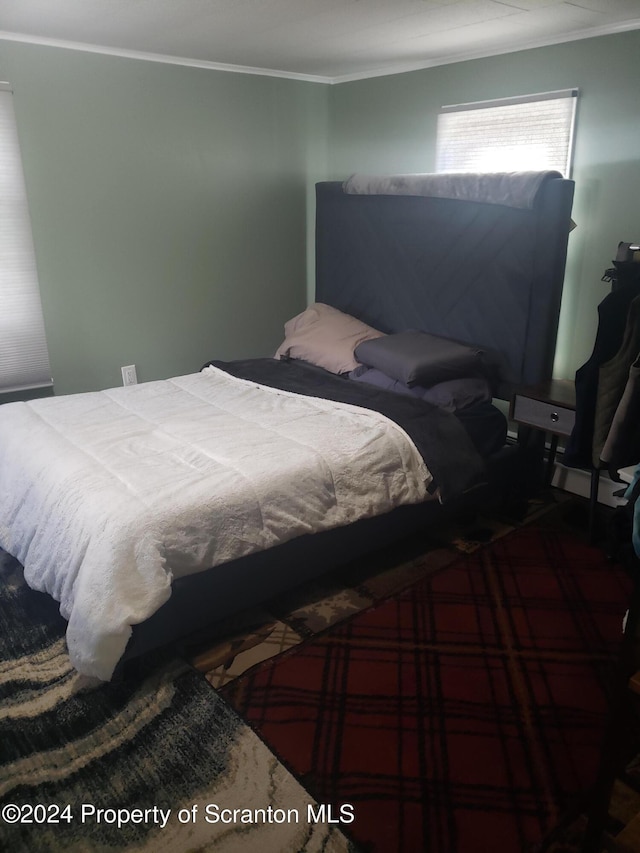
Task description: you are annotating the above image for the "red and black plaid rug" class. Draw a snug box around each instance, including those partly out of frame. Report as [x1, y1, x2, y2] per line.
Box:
[221, 524, 632, 853]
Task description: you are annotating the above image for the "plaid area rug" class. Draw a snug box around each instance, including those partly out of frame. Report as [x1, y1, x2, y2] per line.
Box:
[0, 553, 357, 853]
[192, 495, 565, 688]
[221, 524, 633, 853]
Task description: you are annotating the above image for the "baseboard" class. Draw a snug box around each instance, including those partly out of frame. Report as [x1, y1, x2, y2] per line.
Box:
[504, 427, 630, 509]
[550, 462, 628, 508]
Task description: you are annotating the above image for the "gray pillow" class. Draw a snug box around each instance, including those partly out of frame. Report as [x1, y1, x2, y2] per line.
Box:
[354, 330, 485, 387]
[349, 366, 492, 412]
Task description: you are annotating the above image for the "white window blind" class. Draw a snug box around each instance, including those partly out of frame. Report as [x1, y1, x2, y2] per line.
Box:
[436, 89, 578, 176]
[0, 84, 52, 393]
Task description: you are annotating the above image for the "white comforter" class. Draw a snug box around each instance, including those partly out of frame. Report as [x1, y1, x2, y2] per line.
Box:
[0, 366, 432, 680]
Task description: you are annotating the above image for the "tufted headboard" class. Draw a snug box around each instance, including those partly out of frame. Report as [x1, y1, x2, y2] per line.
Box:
[315, 176, 575, 400]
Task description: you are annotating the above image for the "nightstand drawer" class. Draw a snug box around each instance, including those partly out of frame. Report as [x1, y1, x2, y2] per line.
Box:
[511, 394, 576, 436]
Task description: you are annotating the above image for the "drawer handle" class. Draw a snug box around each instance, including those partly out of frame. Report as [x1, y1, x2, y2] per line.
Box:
[550, 412, 559, 423]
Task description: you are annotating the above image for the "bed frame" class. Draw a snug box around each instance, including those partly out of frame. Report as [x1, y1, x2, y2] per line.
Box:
[120, 175, 575, 669]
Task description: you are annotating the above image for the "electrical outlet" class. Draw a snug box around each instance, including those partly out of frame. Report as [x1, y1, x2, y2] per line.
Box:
[121, 365, 138, 386]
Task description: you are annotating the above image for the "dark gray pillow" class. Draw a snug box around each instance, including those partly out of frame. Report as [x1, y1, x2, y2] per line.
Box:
[349, 366, 491, 412]
[354, 330, 485, 387]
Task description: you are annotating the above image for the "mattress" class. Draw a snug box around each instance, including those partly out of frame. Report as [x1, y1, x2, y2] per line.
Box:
[0, 365, 440, 680]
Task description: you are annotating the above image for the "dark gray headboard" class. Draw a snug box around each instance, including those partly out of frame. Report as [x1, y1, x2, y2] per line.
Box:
[315, 178, 574, 400]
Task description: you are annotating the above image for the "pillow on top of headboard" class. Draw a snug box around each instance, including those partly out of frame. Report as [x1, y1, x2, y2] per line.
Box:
[275, 303, 385, 374]
[355, 330, 485, 387]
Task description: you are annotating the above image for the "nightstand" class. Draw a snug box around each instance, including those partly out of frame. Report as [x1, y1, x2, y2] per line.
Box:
[509, 379, 576, 486]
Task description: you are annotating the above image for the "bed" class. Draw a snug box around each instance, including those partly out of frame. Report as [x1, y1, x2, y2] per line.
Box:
[0, 171, 575, 681]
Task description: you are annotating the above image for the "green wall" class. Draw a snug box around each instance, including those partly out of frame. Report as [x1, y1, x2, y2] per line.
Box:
[2, 31, 639, 395]
[328, 30, 640, 379]
[0, 42, 327, 395]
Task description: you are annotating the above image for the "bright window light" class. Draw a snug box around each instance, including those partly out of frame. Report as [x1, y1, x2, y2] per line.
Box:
[436, 89, 578, 177]
[0, 83, 52, 393]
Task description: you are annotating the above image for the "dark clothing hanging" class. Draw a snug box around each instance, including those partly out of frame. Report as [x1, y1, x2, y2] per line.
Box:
[592, 295, 640, 467]
[600, 352, 640, 473]
[564, 281, 640, 468]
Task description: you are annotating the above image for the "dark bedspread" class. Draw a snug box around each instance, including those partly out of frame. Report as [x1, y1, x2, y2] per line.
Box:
[205, 358, 490, 502]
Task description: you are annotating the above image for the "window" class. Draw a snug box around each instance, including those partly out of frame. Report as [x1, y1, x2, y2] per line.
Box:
[1, 83, 52, 394]
[436, 89, 578, 177]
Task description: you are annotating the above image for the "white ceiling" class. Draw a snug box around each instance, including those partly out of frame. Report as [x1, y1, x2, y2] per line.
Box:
[1, 0, 640, 83]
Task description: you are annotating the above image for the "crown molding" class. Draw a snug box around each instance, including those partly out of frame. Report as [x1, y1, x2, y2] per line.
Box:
[0, 31, 333, 85]
[2, 18, 640, 86]
[330, 19, 640, 84]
